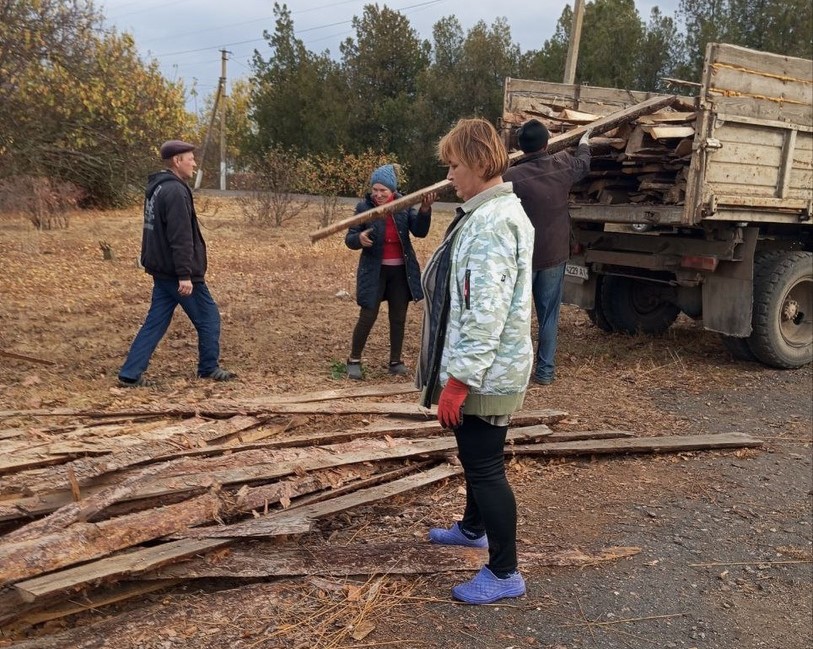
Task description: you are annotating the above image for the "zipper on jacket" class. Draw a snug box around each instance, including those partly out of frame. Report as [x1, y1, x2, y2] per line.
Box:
[464, 269, 471, 310]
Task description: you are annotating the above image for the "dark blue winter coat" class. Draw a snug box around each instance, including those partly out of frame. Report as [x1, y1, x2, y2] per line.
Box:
[345, 194, 431, 310]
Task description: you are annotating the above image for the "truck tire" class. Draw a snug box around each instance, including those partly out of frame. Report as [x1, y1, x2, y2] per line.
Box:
[601, 276, 679, 335]
[587, 276, 614, 332]
[719, 334, 758, 362]
[748, 251, 812, 369]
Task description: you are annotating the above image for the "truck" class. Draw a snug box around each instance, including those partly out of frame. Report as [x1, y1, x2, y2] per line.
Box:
[502, 43, 812, 368]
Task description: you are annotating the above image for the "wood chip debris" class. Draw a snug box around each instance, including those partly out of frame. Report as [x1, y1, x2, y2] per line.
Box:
[0, 384, 762, 629]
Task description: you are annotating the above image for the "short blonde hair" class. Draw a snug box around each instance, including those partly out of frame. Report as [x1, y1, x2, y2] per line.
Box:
[437, 118, 508, 181]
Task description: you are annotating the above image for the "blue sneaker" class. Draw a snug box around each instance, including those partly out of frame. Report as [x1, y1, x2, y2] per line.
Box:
[451, 566, 526, 604]
[428, 522, 488, 549]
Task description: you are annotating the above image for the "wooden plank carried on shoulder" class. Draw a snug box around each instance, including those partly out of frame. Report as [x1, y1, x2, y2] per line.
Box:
[309, 94, 678, 241]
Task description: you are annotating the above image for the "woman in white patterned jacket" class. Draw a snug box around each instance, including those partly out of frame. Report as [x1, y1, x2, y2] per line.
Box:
[416, 118, 534, 605]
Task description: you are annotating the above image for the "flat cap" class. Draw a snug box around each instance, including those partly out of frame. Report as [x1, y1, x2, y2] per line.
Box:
[160, 140, 196, 160]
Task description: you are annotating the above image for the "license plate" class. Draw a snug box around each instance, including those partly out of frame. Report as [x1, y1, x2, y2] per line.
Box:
[565, 263, 589, 281]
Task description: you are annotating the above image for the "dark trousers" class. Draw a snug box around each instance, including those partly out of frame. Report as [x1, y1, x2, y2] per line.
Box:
[454, 416, 517, 575]
[350, 265, 411, 362]
[119, 278, 221, 380]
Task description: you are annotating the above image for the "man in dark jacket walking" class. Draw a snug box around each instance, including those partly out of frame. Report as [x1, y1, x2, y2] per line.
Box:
[118, 140, 235, 386]
[503, 119, 591, 385]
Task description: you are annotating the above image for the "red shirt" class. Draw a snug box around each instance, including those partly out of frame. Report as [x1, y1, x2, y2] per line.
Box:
[381, 214, 404, 265]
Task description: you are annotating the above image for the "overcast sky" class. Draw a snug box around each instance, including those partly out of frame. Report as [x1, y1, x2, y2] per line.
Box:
[101, 0, 680, 112]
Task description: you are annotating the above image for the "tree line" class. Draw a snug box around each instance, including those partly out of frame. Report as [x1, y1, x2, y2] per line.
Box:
[1, 0, 810, 213]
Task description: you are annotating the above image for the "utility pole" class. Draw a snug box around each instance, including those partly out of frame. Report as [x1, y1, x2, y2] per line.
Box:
[563, 0, 585, 85]
[194, 49, 229, 190]
[219, 49, 229, 191]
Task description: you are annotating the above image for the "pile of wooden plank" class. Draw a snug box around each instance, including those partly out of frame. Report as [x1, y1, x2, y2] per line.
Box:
[503, 97, 697, 206]
[0, 384, 761, 632]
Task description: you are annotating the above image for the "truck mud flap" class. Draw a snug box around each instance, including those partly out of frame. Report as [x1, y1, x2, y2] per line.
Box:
[702, 227, 758, 336]
[563, 267, 597, 310]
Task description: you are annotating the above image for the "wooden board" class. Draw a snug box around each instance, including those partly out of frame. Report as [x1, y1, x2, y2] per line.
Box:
[709, 43, 813, 87]
[708, 46, 813, 108]
[637, 111, 696, 124]
[508, 432, 762, 457]
[1, 580, 181, 631]
[11, 464, 463, 601]
[151, 418, 445, 457]
[230, 382, 418, 406]
[643, 125, 695, 140]
[182, 464, 464, 539]
[0, 415, 262, 498]
[14, 538, 231, 602]
[144, 541, 641, 578]
[0, 493, 225, 585]
[560, 108, 600, 123]
[0, 426, 625, 524]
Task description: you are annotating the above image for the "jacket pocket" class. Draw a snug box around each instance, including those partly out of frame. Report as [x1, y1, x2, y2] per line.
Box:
[464, 269, 471, 310]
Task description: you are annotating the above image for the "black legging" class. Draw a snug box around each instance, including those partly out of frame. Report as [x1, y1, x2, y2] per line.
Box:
[350, 265, 411, 363]
[454, 415, 517, 575]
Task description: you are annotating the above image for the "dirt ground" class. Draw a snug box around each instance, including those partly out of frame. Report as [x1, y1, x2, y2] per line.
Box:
[0, 198, 810, 648]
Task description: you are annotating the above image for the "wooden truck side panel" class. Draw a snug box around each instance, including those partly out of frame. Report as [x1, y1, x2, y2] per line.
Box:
[696, 43, 813, 224]
[502, 79, 665, 119]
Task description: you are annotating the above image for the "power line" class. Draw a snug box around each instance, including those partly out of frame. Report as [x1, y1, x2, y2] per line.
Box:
[105, 0, 196, 19]
[138, 0, 365, 45]
[152, 0, 446, 58]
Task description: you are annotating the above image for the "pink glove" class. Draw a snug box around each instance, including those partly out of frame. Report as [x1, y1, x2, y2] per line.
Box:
[437, 376, 469, 429]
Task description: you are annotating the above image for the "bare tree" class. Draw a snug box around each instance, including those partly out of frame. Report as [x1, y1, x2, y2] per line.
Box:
[237, 146, 309, 227]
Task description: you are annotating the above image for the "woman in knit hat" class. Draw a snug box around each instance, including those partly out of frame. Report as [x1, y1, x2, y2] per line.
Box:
[344, 164, 435, 380]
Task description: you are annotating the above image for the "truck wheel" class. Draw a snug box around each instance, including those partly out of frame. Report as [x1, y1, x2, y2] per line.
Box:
[748, 251, 812, 369]
[587, 276, 613, 332]
[601, 276, 679, 335]
[720, 334, 758, 362]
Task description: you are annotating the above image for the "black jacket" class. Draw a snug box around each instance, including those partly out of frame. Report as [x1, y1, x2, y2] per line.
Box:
[503, 143, 590, 270]
[140, 171, 207, 282]
[345, 194, 431, 310]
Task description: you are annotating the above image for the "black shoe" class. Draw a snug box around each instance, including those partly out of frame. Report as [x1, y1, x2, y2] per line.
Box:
[388, 361, 409, 376]
[347, 360, 363, 380]
[117, 376, 155, 388]
[198, 367, 237, 381]
[532, 375, 553, 386]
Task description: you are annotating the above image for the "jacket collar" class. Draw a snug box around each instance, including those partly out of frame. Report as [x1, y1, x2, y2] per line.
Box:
[459, 181, 514, 215]
[510, 150, 549, 166]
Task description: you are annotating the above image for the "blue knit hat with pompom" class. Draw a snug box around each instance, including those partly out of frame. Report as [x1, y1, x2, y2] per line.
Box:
[370, 164, 398, 191]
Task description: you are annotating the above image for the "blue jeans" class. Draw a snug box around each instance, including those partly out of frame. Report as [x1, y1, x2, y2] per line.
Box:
[532, 263, 566, 381]
[119, 278, 221, 381]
